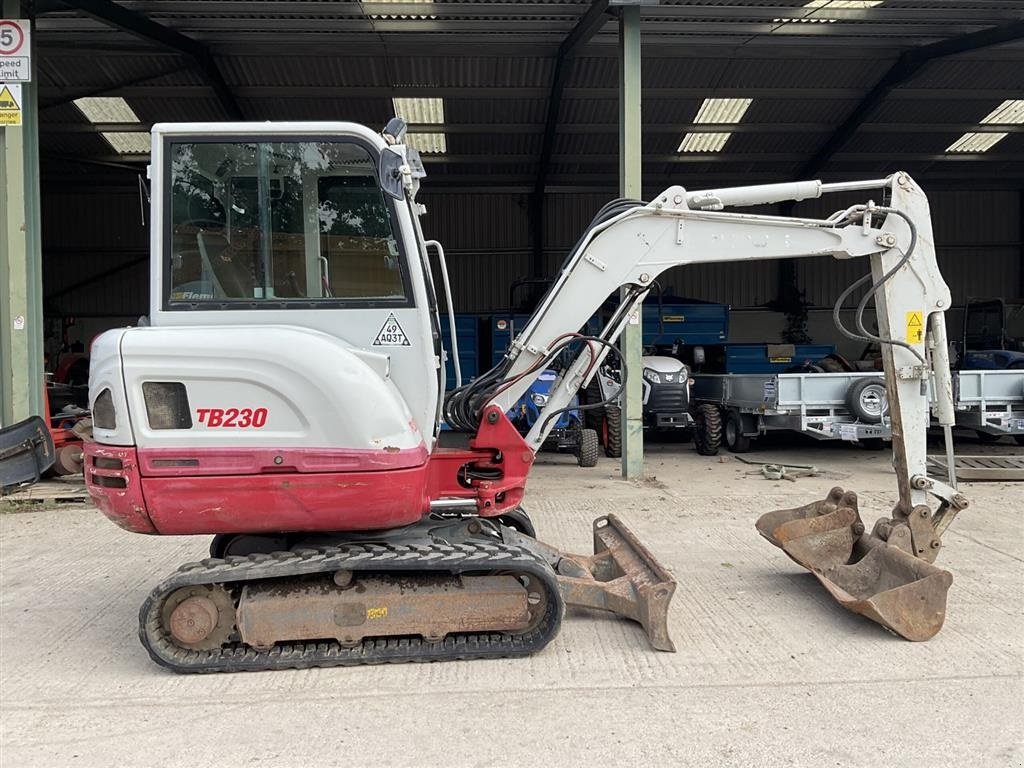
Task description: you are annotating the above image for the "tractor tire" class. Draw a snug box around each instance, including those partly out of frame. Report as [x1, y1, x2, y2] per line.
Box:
[724, 411, 751, 453]
[497, 507, 537, 537]
[603, 405, 623, 458]
[53, 444, 85, 475]
[693, 403, 722, 456]
[577, 428, 600, 468]
[845, 378, 888, 424]
[582, 379, 604, 433]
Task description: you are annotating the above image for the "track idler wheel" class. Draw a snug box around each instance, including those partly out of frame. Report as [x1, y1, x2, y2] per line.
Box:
[756, 487, 953, 641]
[161, 585, 235, 650]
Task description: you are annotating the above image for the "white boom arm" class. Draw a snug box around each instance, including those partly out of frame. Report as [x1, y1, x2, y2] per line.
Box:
[485, 172, 959, 517]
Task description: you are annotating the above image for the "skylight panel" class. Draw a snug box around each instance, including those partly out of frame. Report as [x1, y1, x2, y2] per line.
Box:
[775, 1, 882, 23]
[803, 1, 883, 8]
[946, 100, 1024, 153]
[392, 97, 447, 154]
[73, 96, 139, 124]
[73, 96, 148, 155]
[678, 98, 752, 153]
[366, 0, 434, 20]
[99, 132, 151, 154]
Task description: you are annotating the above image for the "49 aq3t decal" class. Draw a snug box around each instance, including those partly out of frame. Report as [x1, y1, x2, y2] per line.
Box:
[196, 407, 268, 428]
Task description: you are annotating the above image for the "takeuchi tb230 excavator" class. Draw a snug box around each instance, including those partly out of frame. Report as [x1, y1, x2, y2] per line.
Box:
[84, 119, 969, 673]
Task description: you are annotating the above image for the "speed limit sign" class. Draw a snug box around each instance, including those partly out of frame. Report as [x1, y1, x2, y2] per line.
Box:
[0, 19, 30, 82]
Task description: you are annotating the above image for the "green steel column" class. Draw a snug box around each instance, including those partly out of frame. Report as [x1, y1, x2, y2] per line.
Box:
[0, 0, 43, 426]
[618, 5, 643, 479]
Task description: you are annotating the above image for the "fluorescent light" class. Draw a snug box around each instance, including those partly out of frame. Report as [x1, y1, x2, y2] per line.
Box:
[73, 96, 140, 124]
[678, 98, 753, 152]
[946, 100, 1024, 153]
[392, 97, 447, 153]
[803, 1, 883, 8]
[100, 132, 151, 154]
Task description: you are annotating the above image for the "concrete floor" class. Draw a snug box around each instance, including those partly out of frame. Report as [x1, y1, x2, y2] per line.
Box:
[1, 438, 1022, 767]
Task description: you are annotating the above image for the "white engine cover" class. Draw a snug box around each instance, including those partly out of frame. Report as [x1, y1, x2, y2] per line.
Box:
[90, 324, 424, 452]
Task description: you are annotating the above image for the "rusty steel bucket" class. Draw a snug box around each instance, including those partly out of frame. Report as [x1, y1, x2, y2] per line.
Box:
[756, 487, 953, 641]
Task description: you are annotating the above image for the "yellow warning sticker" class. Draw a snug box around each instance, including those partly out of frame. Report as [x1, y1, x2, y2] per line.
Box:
[0, 83, 21, 126]
[906, 310, 924, 344]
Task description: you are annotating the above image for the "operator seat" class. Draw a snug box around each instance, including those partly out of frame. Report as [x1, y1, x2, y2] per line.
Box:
[197, 230, 256, 299]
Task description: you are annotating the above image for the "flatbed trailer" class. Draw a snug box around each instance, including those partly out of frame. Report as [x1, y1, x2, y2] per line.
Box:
[953, 369, 1024, 444]
[690, 368, 1024, 453]
[690, 371, 890, 454]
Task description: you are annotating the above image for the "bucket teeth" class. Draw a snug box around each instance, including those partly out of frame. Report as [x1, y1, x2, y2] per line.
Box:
[756, 487, 953, 641]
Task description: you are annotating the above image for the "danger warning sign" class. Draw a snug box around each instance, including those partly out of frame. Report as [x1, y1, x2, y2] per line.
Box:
[0, 83, 21, 126]
[372, 313, 411, 346]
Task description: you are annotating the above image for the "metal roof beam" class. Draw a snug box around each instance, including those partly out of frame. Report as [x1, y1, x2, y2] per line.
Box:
[532, 0, 612, 273]
[797, 18, 1024, 179]
[38, 121, 1024, 135]
[39, 85, 1024, 101]
[58, 0, 244, 119]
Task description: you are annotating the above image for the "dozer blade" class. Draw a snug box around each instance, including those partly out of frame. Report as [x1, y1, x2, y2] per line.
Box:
[756, 487, 953, 641]
[553, 514, 677, 652]
[0, 416, 55, 493]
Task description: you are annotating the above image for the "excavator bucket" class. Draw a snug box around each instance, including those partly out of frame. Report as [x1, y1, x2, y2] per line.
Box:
[552, 514, 677, 652]
[756, 487, 953, 641]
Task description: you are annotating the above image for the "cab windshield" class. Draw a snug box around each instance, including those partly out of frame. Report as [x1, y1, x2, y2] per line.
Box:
[166, 139, 410, 307]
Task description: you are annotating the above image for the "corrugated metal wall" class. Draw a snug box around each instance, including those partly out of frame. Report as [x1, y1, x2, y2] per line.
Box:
[793, 189, 1022, 307]
[43, 190, 149, 322]
[42, 186, 1022, 343]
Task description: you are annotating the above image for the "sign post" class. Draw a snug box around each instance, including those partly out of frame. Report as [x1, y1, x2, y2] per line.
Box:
[0, 7, 42, 425]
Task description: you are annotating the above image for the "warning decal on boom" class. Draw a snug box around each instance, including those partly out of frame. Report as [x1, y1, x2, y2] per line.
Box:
[905, 310, 924, 344]
[373, 313, 411, 346]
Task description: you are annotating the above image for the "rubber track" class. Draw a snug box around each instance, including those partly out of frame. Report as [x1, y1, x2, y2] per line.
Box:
[140, 541, 564, 674]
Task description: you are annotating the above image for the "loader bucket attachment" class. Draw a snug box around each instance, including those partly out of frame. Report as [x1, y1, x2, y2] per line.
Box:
[756, 487, 953, 641]
[555, 514, 676, 652]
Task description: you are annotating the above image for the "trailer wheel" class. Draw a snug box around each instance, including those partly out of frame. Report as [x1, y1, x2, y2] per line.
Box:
[857, 438, 887, 450]
[845, 378, 888, 424]
[724, 411, 751, 453]
[582, 379, 604, 433]
[1015, 435, 1024, 446]
[603, 405, 623, 458]
[693, 404, 722, 456]
[577, 428, 600, 467]
[975, 430, 1001, 443]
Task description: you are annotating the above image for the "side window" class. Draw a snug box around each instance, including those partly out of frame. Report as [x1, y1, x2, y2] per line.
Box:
[167, 140, 409, 307]
[317, 176, 404, 300]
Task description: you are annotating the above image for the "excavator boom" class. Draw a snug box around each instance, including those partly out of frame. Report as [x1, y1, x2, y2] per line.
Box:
[444, 170, 967, 640]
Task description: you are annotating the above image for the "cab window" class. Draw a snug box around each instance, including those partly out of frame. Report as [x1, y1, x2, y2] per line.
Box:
[166, 139, 410, 307]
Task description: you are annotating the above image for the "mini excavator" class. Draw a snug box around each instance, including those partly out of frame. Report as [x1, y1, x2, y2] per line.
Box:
[84, 120, 968, 672]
